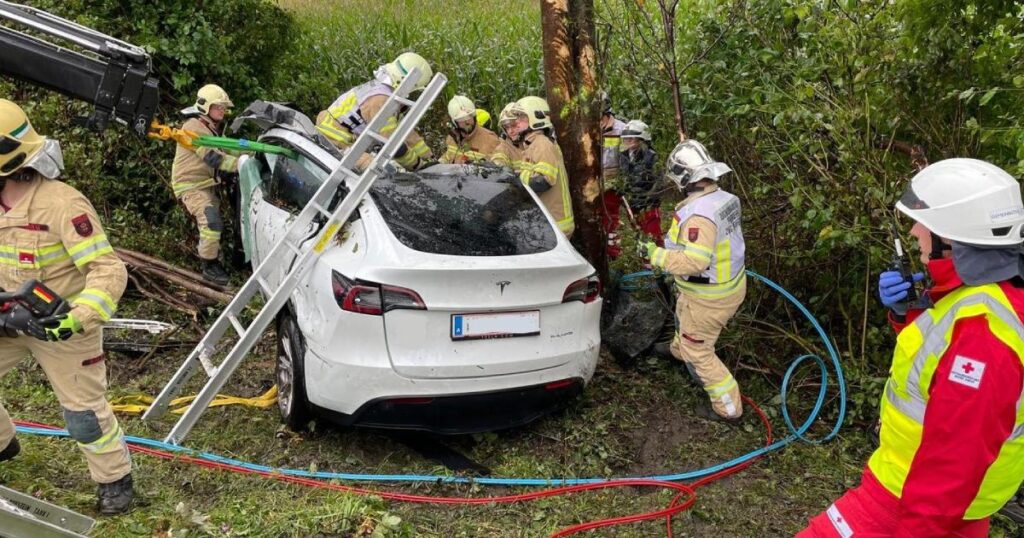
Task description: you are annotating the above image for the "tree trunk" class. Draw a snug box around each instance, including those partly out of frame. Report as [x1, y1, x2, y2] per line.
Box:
[540, 0, 608, 283]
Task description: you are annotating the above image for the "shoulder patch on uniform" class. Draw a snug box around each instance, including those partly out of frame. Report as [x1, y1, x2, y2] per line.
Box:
[72, 213, 93, 237]
[688, 227, 700, 242]
[949, 355, 985, 389]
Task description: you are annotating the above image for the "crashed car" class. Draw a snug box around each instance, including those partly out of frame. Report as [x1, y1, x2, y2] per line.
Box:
[230, 103, 601, 434]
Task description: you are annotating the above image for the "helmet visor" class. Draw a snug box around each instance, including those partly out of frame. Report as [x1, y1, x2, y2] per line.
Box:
[898, 183, 930, 210]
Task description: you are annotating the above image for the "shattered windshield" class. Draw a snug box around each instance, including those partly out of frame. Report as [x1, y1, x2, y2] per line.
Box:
[369, 164, 558, 256]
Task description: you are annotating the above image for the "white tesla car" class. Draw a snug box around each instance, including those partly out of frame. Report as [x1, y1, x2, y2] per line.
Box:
[231, 104, 601, 434]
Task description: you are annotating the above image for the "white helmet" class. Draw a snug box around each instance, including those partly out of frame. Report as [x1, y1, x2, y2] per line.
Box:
[511, 96, 553, 130]
[383, 52, 433, 91]
[447, 95, 476, 122]
[896, 158, 1024, 246]
[621, 120, 651, 142]
[195, 84, 233, 115]
[665, 139, 732, 188]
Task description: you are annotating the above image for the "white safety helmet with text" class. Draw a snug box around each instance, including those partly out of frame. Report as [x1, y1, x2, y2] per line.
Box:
[383, 52, 433, 91]
[447, 95, 476, 122]
[665, 139, 732, 189]
[896, 158, 1024, 246]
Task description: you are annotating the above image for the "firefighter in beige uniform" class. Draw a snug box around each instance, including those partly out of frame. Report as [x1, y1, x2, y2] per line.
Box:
[171, 84, 242, 285]
[490, 102, 522, 169]
[316, 52, 433, 171]
[441, 95, 501, 164]
[498, 96, 574, 237]
[641, 140, 746, 421]
[0, 99, 133, 514]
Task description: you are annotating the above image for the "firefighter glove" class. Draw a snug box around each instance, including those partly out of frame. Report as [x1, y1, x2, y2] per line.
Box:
[879, 270, 924, 313]
[639, 241, 658, 260]
[31, 312, 81, 341]
[0, 303, 50, 339]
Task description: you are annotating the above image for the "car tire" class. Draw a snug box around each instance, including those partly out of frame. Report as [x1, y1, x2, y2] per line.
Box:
[276, 309, 312, 431]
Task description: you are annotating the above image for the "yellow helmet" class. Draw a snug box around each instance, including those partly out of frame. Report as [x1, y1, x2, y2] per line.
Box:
[0, 99, 46, 177]
[513, 96, 552, 130]
[384, 52, 433, 91]
[476, 108, 491, 127]
[195, 84, 233, 115]
[447, 95, 476, 122]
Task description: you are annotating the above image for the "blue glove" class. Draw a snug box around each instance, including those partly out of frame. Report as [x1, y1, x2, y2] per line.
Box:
[879, 270, 924, 310]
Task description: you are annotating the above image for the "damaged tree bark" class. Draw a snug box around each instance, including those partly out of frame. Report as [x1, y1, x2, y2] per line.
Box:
[540, 0, 608, 283]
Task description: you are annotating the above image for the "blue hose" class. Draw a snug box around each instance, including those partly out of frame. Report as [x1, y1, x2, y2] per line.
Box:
[17, 270, 845, 486]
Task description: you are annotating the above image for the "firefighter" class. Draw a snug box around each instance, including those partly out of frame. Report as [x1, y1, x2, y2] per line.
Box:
[490, 102, 521, 169]
[499, 96, 574, 237]
[799, 159, 1024, 537]
[600, 92, 629, 252]
[616, 119, 662, 249]
[441, 95, 501, 164]
[0, 99, 133, 514]
[641, 139, 745, 422]
[170, 84, 242, 286]
[316, 52, 433, 171]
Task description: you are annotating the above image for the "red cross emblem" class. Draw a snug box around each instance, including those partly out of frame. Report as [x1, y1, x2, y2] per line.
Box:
[962, 362, 975, 374]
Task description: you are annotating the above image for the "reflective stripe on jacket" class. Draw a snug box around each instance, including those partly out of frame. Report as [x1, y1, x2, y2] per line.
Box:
[0, 176, 126, 333]
[868, 281, 1024, 519]
[518, 131, 574, 236]
[602, 118, 626, 174]
[658, 187, 745, 296]
[170, 117, 239, 197]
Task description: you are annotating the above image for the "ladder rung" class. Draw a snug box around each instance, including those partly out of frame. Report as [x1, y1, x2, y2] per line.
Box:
[393, 96, 414, 107]
[283, 241, 302, 256]
[309, 201, 329, 218]
[256, 276, 272, 295]
[227, 314, 246, 338]
[365, 130, 388, 144]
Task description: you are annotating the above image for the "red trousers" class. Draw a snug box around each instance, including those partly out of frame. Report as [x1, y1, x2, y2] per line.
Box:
[796, 469, 989, 538]
[603, 191, 662, 259]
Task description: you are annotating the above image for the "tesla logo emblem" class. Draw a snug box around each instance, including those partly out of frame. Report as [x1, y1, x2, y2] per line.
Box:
[496, 280, 511, 295]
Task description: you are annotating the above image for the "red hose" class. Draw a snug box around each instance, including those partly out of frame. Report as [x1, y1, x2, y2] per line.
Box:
[15, 396, 771, 537]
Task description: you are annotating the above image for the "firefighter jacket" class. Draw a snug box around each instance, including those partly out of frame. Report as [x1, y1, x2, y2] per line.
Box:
[490, 138, 522, 169]
[601, 117, 626, 177]
[0, 175, 126, 333]
[441, 124, 501, 164]
[866, 257, 1024, 536]
[518, 131, 574, 236]
[618, 146, 659, 211]
[316, 81, 431, 170]
[650, 184, 745, 298]
[170, 116, 241, 197]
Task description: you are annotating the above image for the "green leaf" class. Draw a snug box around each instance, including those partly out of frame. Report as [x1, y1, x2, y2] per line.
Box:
[979, 88, 998, 106]
[958, 87, 976, 101]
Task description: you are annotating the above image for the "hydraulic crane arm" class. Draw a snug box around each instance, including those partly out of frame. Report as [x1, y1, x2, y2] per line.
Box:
[0, 0, 158, 137]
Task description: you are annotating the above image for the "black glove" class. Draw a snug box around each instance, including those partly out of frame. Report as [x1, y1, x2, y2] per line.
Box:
[0, 303, 55, 340]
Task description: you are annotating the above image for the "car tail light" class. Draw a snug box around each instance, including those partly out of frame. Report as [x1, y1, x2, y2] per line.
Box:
[545, 379, 578, 390]
[562, 273, 601, 304]
[332, 271, 426, 315]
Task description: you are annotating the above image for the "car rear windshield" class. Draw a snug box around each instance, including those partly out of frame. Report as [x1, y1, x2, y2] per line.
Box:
[369, 164, 558, 256]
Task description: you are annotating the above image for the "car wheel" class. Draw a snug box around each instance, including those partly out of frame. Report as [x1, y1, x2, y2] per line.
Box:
[276, 309, 311, 430]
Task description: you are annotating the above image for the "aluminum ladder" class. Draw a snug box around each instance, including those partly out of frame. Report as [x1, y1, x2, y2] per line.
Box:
[142, 68, 447, 445]
[0, 485, 94, 538]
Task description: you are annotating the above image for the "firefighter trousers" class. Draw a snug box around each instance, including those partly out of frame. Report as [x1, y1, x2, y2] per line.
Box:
[180, 187, 222, 261]
[0, 331, 132, 484]
[670, 279, 746, 418]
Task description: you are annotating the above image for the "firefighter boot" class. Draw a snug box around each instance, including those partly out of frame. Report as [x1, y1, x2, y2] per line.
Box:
[0, 437, 19, 462]
[97, 473, 133, 515]
[201, 259, 229, 286]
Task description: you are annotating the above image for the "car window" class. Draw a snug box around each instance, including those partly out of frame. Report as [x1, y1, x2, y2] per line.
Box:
[266, 154, 327, 213]
[369, 164, 558, 256]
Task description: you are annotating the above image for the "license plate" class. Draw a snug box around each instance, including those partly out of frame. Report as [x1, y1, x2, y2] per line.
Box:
[451, 311, 540, 340]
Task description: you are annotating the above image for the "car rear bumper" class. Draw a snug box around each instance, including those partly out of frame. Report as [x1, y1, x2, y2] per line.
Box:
[312, 378, 585, 434]
[302, 343, 598, 433]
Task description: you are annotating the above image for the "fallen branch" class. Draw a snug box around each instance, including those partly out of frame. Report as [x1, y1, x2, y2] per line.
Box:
[117, 249, 233, 304]
[116, 248, 230, 292]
